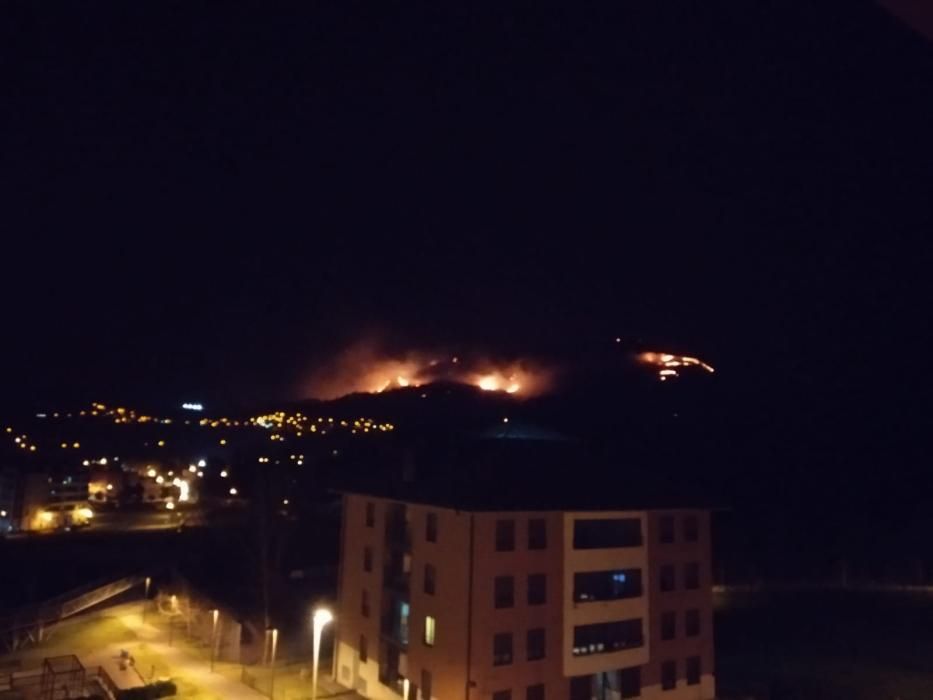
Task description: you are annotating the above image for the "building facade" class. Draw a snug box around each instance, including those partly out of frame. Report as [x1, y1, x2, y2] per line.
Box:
[335, 493, 715, 700]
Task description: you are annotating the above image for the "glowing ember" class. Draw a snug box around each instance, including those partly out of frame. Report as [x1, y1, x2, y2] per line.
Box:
[304, 342, 552, 399]
[638, 352, 715, 381]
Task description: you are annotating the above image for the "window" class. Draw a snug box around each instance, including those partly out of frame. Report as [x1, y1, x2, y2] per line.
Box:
[361, 590, 370, 617]
[426, 512, 438, 543]
[492, 692, 511, 700]
[684, 515, 699, 542]
[619, 667, 640, 699]
[572, 619, 643, 656]
[493, 632, 513, 666]
[685, 609, 700, 637]
[528, 518, 547, 549]
[573, 518, 642, 549]
[422, 670, 433, 700]
[569, 677, 590, 700]
[660, 565, 676, 592]
[363, 546, 373, 573]
[424, 564, 436, 595]
[659, 515, 675, 544]
[661, 660, 677, 691]
[685, 562, 700, 590]
[359, 634, 368, 663]
[496, 519, 515, 551]
[526, 684, 544, 700]
[686, 656, 701, 685]
[660, 611, 676, 641]
[424, 615, 436, 646]
[526, 628, 545, 661]
[365, 502, 375, 527]
[527, 574, 546, 605]
[573, 569, 642, 602]
[494, 575, 515, 608]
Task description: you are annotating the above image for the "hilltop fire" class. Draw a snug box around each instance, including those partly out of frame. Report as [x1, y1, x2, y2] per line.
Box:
[305, 344, 553, 399]
[638, 352, 715, 381]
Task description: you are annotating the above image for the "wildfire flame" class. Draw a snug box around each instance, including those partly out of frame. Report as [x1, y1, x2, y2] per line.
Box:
[638, 352, 715, 381]
[305, 342, 553, 399]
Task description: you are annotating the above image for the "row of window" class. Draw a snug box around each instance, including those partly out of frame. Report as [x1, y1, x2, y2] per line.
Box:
[365, 503, 701, 550]
[360, 563, 701, 617]
[661, 657, 703, 690]
[493, 628, 547, 665]
[658, 514, 700, 544]
[490, 660, 702, 700]
[660, 562, 701, 592]
[494, 574, 547, 607]
[660, 609, 702, 640]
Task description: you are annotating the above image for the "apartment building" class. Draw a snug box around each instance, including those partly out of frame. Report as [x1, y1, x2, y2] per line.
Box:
[335, 490, 714, 700]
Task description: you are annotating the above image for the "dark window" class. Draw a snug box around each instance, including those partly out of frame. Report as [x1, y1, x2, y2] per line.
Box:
[361, 590, 370, 617]
[526, 628, 546, 661]
[684, 515, 699, 542]
[496, 519, 515, 551]
[686, 656, 701, 686]
[494, 576, 515, 608]
[528, 518, 547, 550]
[569, 677, 590, 700]
[359, 634, 368, 663]
[426, 512, 438, 543]
[365, 502, 375, 527]
[422, 670, 433, 700]
[660, 565, 676, 592]
[685, 562, 700, 590]
[526, 684, 545, 700]
[493, 692, 511, 700]
[527, 574, 546, 605]
[659, 515, 675, 544]
[685, 609, 700, 637]
[493, 633, 513, 666]
[572, 619, 643, 656]
[363, 546, 373, 573]
[661, 660, 677, 691]
[424, 564, 436, 595]
[574, 569, 642, 602]
[620, 668, 640, 699]
[573, 518, 642, 549]
[660, 611, 676, 641]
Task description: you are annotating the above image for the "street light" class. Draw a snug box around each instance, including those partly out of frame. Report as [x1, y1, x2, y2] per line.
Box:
[311, 608, 334, 700]
[210, 609, 219, 672]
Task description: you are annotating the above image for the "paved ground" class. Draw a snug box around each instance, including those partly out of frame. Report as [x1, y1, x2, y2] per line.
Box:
[1, 601, 361, 700]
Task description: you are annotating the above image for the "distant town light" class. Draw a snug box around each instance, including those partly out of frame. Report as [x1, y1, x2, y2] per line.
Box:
[156, 475, 165, 484]
[220, 470, 228, 478]
[0, 510, 7, 517]
[83, 460, 90, 466]
[229, 487, 238, 496]
[147, 468, 157, 478]
[165, 501, 175, 510]
[283, 499, 289, 506]
[197, 471, 204, 478]
[73, 442, 80, 449]
[197, 459, 207, 468]
[106, 483, 113, 491]
[182, 402, 204, 411]
[98, 458, 107, 465]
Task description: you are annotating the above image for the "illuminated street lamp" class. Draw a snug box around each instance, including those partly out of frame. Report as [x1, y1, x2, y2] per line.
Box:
[210, 609, 220, 672]
[311, 608, 334, 700]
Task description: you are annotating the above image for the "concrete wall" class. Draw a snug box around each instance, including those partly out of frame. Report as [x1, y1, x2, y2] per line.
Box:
[641, 510, 715, 700]
[468, 512, 568, 700]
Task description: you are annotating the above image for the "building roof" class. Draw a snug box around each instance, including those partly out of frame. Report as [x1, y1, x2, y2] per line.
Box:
[335, 431, 715, 512]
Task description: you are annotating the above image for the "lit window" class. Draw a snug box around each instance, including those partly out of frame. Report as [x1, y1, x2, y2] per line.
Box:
[424, 615, 436, 646]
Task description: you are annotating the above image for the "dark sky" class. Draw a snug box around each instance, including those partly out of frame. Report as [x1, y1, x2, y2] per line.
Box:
[3, 0, 932, 438]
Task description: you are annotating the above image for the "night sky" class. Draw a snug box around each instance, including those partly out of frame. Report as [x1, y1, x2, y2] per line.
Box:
[3, 0, 932, 470]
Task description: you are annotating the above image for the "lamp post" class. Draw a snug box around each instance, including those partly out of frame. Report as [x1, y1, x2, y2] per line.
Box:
[210, 609, 219, 672]
[311, 608, 334, 700]
[143, 577, 151, 623]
